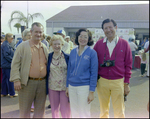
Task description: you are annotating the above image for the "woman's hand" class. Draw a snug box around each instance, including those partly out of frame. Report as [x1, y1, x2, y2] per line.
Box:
[88, 91, 94, 104]
[65, 88, 69, 97]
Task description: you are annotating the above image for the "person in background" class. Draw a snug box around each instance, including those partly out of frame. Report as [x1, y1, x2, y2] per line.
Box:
[65, 36, 73, 53]
[10, 22, 49, 118]
[144, 38, 149, 77]
[46, 36, 51, 47]
[1, 33, 17, 98]
[93, 18, 132, 118]
[138, 38, 142, 50]
[43, 35, 52, 109]
[138, 50, 147, 77]
[99, 36, 104, 41]
[15, 29, 31, 49]
[128, 37, 138, 69]
[41, 34, 49, 50]
[66, 28, 98, 118]
[15, 33, 23, 48]
[70, 37, 74, 42]
[1, 36, 5, 44]
[72, 37, 78, 49]
[145, 41, 149, 113]
[145, 40, 149, 113]
[1, 36, 5, 90]
[46, 35, 71, 118]
[22, 29, 31, 41]
[144, 44, 149, 53]
[141, 37, 147, 49]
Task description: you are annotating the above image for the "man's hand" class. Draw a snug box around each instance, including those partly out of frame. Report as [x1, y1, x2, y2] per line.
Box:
[88, 92, 94, 104]
[124, 83, 130, 96]
[14, 81, 21, 91]
[65, 88, 69, 97]
[147, 101, 149, 112]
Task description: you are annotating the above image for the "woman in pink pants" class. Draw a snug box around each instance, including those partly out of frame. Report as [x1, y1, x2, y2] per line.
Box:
[46, 35, 71, 118]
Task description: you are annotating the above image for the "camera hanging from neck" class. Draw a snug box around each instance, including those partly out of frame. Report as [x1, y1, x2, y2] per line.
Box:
[100, 39, 117, 67]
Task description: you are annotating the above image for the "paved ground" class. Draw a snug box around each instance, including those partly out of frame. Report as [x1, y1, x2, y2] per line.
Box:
[1, 69, 149, 118]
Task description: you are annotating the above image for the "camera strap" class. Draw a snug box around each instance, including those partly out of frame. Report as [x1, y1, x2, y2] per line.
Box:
[103, 38, 117, 62]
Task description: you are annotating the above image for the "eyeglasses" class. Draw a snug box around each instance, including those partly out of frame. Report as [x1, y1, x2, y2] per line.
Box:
[78, 35, 88, 39]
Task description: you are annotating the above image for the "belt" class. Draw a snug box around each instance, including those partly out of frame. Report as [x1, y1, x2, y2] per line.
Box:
[29, 77, 46, 80]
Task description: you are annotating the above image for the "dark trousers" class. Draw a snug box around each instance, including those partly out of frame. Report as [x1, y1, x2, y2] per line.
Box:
[0, 68, 2, 90]
[132, 51, 135, 69]
[1, 68, 15, 96]
[141, 63, 146, 75]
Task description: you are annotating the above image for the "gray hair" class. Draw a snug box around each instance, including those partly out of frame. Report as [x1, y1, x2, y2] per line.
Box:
[31, 22, 44, 31]
[50, 35, 65, 46]
[22, 29, 30, 38]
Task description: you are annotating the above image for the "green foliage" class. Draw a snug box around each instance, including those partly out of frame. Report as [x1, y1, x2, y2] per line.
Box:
[14, 23, 21, 33]
[8, 10, 44, 31]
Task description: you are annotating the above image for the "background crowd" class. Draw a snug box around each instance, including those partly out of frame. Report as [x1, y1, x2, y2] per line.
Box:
[0, 18, 149, 118]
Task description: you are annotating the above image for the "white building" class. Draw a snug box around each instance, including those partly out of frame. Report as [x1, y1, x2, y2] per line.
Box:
[46, 4, 149, 40]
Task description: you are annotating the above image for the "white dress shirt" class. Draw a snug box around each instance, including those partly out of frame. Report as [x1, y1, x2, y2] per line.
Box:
[103, 36, 119, 57]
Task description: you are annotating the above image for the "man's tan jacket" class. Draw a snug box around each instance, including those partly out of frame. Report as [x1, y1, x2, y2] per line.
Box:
[10, 40, 49, 86]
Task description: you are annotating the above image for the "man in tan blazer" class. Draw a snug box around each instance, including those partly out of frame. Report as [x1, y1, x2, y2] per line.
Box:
[10, 22, 49, 118]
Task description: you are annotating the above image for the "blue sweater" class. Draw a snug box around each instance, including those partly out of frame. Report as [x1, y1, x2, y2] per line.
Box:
[46, 51, 69, 95]
[66, 46, 98, 92]
[1, 40, 14, 68]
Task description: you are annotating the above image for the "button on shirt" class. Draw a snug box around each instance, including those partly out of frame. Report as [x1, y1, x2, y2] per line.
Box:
[29, 41, 47, 78]
[103, 36, 119, 57]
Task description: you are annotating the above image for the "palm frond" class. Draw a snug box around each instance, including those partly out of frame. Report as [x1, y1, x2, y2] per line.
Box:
[10, 11, 25, 18]
[8, 11, 44, 30]
[28, 13, 33, 23]
[31, 13, 44, 19]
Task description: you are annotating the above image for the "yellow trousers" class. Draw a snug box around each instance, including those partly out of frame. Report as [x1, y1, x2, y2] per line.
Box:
[97, 77, 125, 118]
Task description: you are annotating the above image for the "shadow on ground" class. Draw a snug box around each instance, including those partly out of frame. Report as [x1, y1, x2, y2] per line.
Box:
[1, 96, 18, 106]
[1, 110, 20, 118]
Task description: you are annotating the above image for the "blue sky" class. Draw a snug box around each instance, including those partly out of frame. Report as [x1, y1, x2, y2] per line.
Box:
[1, 1, 149, 35]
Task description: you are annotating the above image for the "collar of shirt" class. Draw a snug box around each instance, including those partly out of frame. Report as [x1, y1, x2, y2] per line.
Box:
[103, 35, 119, 57]
[76, 45, 89, 55]
[29, 40, 43, 49]
[103, 35, 119, 44]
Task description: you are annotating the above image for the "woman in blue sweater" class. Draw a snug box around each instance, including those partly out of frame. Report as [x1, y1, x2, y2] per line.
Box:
[1, 33, 17, 98]
[66, 28, 98, 118]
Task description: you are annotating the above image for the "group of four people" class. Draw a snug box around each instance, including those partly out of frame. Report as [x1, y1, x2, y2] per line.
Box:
[8, 18, 132, 118]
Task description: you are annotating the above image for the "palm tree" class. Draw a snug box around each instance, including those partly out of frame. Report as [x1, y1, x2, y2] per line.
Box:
[14, 23, 21, 33]
[8, 10, 44, 31]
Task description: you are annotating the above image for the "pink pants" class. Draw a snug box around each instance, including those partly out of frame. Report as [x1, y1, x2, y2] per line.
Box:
[48, 89, 71, 118]
[31, 102, 34, 109]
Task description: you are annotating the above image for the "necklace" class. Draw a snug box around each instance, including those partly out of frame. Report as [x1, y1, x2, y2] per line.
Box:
[52, 52, 62, 66]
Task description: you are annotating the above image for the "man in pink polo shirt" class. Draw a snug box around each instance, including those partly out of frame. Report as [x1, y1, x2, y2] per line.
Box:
[94, 18, 132, 118]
